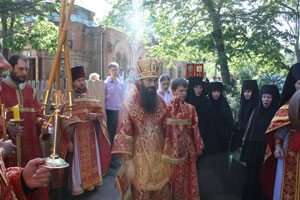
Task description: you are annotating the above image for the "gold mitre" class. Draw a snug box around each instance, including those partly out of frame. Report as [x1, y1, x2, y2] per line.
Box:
[137, 57, 160, 79]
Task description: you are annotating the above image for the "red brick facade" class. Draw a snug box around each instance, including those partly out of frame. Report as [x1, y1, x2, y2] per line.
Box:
[20, 5, 185, 82]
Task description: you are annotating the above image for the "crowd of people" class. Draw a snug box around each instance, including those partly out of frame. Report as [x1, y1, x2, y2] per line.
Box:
[0, 38, 300, 200]
[98, 58, 300, 200]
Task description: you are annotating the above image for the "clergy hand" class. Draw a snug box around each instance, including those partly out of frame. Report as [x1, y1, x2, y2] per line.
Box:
[88, 113, 97, 121]
[68, 141, 74, 152]
[0, 139, 16, 158]
[126, 162, 135, 181]
[23, 158, 51, 189]
[42, 122, 53, 135]
[274, 146, 284, 159]
[7, 122, 23, 139]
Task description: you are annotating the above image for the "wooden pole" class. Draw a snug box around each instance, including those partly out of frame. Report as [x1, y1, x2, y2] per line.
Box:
[1, 104, 6, 140]
[43, 0, 75, 108]
[45, 0, 75, 91]
[16, 130, 21, 167]
[55, 0, 67, 90]
[64, 38, 72, 91]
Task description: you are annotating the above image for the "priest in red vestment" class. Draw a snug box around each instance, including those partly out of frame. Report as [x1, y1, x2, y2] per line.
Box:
[112, 58, 171, 200]
[54, 66, 111, 196]
[260, 62, 300, 200]
[163, 78, 204, 200]
[0, 52, 49, 199]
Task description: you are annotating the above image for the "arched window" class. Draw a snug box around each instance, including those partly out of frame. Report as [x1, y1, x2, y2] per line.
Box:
[169, 68, 174, 79]
[116, 52, 121, 66]
[121, 53, 127, 69]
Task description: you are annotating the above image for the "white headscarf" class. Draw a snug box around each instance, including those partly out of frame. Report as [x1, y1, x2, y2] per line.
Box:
[157, 74, 173, 104]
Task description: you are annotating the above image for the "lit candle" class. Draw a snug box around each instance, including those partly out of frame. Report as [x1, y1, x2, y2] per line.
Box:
[1, 104, 6, 140]
[12, 105, 20, 121]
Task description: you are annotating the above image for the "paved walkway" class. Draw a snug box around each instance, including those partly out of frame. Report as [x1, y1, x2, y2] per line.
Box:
[51, 167, 121, 200]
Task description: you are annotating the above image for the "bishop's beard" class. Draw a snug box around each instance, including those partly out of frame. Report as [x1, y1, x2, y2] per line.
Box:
[140, 82, 158, 114]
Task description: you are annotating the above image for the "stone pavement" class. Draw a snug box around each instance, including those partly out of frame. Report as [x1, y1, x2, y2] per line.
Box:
[51, 167, 121, 200]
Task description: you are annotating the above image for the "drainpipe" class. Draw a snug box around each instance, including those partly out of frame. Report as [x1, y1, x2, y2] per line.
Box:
[100, 28, 106, 80]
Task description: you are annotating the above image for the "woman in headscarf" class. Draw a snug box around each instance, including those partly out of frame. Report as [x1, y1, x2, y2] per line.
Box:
[240, 85, 280, 200]
[157, 74, 173, 104]
[230, 79, 259, 197]
[209, 82, 234, 156]
[186, 76, 221, 200]
[209, 82, 234, 194]
[231, 80, 260, 151]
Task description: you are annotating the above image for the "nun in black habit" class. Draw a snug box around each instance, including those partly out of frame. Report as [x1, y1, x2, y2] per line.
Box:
[209, 82, 234, 155]
[186, 76, 222, 200]
[229, 79, 259, 197]
[240, 85, 280, 200]
[208, 82, 234, 194]
[231, 80, 260, 151]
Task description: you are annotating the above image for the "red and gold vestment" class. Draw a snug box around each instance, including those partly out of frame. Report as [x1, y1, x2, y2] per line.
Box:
[261, 101, 300, 200]
[53, 90, 111, 195]
[163, 97, 204, 200]
[0, 76, 48, 199]
[112, 83, 171, 200]
[0, 154, 26, 200]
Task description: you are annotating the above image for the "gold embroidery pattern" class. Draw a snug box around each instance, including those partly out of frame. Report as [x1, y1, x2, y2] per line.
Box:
[280, 131, 300, 200]
[166, 118, 188, 125]
[114, 133, 133, 142]
[156, 102, 167, 118]
[131, 104, 144, 121]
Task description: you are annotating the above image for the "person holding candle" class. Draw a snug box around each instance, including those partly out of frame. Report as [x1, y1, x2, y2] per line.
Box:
[0, 53, 50, 199]
[0, 42, 50, 199]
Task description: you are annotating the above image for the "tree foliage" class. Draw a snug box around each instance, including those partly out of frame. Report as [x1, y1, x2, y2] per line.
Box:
[101, 0, 299, 87]
[0, 0, 59, 57]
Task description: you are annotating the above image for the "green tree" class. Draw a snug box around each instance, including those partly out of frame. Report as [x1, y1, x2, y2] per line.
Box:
[102, 0, 291, 85]
[0, 0, 59, 58]
[260, 0, 300, 63]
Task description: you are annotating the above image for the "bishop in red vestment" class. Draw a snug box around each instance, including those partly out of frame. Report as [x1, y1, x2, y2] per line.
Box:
[112, 58, 171, 200]
[163, 78, 204, 200]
